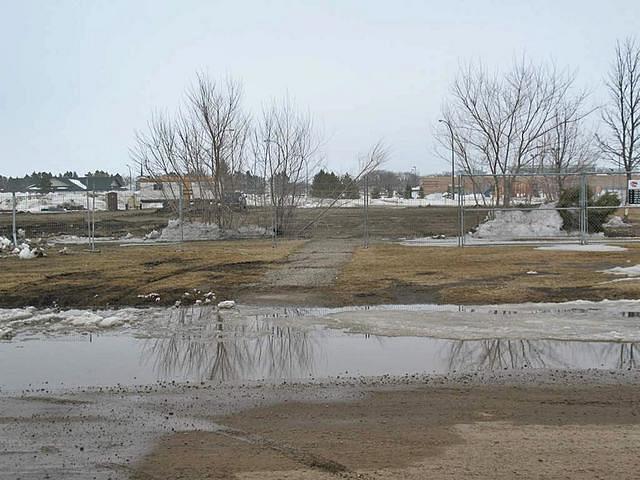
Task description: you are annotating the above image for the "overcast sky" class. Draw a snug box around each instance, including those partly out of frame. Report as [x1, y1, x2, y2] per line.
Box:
[1, 0, 639, 178]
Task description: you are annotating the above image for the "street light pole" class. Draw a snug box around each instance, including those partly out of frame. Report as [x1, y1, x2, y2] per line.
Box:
[439, 119, 455, 200]
[126, 164, 133, 192]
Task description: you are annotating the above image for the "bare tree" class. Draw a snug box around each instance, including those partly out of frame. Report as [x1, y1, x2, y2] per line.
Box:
[132, 74, 249, 227]
[296, 140, 388, 236]
[596, 38, 640, 182]
[536, 97, 596, 198]
[253, 98, 321, 234]
[439, 57, 578, 206]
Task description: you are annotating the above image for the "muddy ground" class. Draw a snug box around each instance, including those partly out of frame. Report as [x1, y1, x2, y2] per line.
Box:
[139, 379, 640, 479]
[2, 370, 638, 480]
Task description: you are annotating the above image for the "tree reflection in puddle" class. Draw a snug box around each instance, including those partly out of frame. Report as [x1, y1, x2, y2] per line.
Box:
[138, 306, 639, 384]
[445, 339, 639, 371]
[140, 306, 319, 382]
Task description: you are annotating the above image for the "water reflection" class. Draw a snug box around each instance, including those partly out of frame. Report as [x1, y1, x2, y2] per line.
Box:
[446, 339, 638, 371]
[141, 307, 319, 381]
[139, 307, 639, 383]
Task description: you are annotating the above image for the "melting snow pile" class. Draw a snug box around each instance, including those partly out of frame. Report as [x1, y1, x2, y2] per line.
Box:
[472, 205, 564, 239]
[0, 235, 45, 260]
[157, 220, 267, 241]
[159, 220, 222, 241]
[536, 244, 627, 252]
[602, 264, 640, 277]
[603, 216, 631, 228]
[0, 301, 238, 340]
[0, 236, 13, 252]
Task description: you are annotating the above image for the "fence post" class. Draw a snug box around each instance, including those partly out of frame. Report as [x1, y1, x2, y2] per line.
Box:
[457, 174, 464, 247]
[178, 183, 184, 242]
[272, 200, 277, 248]
[579, 174, 587, 245]
[363, 174, 369, 249]
[86, 190, 91, 245]
[11, 192, 17, 247]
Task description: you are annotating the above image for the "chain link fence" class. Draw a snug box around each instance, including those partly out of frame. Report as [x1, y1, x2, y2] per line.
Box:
[0, 190, 173, 248]
[457, 172, 640, 246]
[0, 186, 463, 250]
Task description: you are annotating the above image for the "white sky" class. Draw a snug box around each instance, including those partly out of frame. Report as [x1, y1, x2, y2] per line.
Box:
[1, 0, 639, 177]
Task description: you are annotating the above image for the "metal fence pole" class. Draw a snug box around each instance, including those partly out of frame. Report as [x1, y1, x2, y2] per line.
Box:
[86, 190, 91, 245]
[580, 174, 587, 245]
[91, 189, 96, 251]
[178, 183, 184, 242]
[363, 174, 369, 248]
[461, 175, 466, 247]
[11, 192, 17, 246]
[272, 202, 277, 248]
[457, 174, 463, 247]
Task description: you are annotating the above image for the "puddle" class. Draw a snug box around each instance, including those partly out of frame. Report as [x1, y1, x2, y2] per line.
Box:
[0, 307, 637, 392]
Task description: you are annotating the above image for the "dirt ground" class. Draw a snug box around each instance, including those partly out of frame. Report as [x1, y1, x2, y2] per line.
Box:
[133, 381, 640, 479]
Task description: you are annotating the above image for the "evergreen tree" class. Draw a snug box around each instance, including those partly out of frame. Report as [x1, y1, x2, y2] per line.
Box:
[311, 169, 342, 198]
[341, 174, 360, 199]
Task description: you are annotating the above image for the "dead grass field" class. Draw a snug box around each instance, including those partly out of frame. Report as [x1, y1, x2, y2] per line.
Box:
[334, 243, 640, 305]
[3, 238, 640, 308]
[0, 240, 303, 308]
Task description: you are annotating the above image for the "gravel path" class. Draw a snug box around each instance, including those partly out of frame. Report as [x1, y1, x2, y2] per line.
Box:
[263, 239, 359, 288]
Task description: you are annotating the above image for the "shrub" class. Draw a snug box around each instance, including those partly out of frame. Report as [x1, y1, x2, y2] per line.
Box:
[557, 186, 620, 233]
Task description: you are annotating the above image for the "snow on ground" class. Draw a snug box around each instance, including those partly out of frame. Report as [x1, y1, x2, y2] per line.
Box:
[604, 215, 631, 228]
[536, 244, 627, 252]
[245, 193, 491, 208]
[251, 300, 640, 342]
[158, 220, 267, 241]
[0, 303, 228, 339]
[0, 191, 133, 213]
[0, 235, 44, 259]
[0, 307, 145, 338]
[472, 204, 565, 239]
[3, 299, 640, 343]
[602, 264, 640, 277]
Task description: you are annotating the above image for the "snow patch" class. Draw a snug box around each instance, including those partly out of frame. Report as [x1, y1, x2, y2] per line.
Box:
[604, 216, 631, 228]
[602, 264, 640, 277]
[473, 204, 564, 239]
[18, 244, 36, 259]
[0, 236, 12, 251]
[536, 244, 627, 252]
[156, 220, 267, 242]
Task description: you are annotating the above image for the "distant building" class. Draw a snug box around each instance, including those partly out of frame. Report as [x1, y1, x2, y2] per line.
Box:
[8, 175, 125, 193]
[420, 175, 455, 195]
[78, 175, 125, 192]
[25, 177, 87, 192]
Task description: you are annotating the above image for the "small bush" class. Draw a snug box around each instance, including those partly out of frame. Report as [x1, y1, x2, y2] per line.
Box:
[557, 186, 620, 233]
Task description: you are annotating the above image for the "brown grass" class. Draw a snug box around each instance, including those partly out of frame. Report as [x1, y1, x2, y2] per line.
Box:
[335, 243, 640, 304]
[4, 238, 640, 308]
[0, 240, 303, 308]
